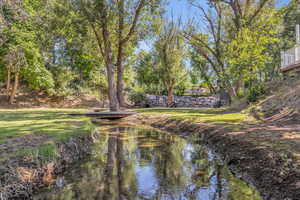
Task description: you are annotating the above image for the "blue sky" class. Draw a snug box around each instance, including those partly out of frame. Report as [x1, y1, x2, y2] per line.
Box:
[166, 0, 291, 21]
[139, 0, 291, 52]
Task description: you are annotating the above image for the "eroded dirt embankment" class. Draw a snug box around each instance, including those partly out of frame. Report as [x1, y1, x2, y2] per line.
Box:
[0, 88, 102, 109]
[0, 130, 99, 200]
[131, 114, 300, 200]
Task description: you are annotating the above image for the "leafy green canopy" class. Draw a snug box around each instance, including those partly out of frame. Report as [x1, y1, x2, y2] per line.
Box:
[0, 0, 55, 93]
[186, 0, 288, 102]
[226, 7, 281, 84]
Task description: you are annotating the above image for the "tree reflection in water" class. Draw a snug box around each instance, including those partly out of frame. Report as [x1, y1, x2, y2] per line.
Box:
[34, 125, 262, 200]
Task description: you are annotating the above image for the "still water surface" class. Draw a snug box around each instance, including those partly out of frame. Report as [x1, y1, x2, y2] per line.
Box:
[34, 122, 261, 200]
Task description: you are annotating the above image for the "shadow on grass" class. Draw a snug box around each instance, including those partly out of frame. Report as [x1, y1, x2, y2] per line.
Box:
[0, 110, 82, 122]
[0, 109, 90, 144]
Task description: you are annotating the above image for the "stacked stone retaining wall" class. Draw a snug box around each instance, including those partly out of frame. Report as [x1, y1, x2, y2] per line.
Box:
[146, 95, 223, 107]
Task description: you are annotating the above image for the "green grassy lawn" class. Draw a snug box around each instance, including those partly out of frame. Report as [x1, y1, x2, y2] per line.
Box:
[135, 107, 247, 123]
[0, 108, 91, 161]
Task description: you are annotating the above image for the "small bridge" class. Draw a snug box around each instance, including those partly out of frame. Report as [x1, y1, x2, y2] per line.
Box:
[281, 24, 300, 73]
[69, 111, 136, 120]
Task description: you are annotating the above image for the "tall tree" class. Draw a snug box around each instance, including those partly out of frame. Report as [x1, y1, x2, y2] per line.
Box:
[116, 0, 145, 107]
[184, 2, 230, 95]
[135, 50, 164, 94]
[35, 0, 107, 98]
[76, 0, 162, 111]
[189, 47, 217, 94]
[96, 0, 120, 111]
[185, 0, 278, 100]
[213, 0, 273, 31]
[280, 0, 300, 49]
[0, 0, 55, 103]
[155, 21, 187, 106]
[226, 7, 280, 94]
[3, 47, 26, 103]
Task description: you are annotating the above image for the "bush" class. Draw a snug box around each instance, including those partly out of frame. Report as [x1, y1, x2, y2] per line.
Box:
[128, 90, 148, 106]
[247, 84, 265, 103]
[51, 67, 75, 97]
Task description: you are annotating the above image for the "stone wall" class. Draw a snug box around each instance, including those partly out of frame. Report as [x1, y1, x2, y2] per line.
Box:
[146, 94, 222, 108]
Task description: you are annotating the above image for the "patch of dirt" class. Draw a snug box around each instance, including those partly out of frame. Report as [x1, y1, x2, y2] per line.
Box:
[0, 87, 105, 109]
[130, 114, 300, 200]
[0, 130, 100, 200]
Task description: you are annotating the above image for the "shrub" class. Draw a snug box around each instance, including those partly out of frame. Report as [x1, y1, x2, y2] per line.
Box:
[128, 90, 148, 106]
[247, 84, 265, 103]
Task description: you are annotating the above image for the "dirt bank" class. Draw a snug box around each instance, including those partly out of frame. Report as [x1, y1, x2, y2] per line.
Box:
[0, 88, 102, 109]
[0, 130, 100, 200]
[130, 114, 300, 200]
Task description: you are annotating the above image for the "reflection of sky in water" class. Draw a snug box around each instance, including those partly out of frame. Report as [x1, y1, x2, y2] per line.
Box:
[134, 141, 223, 200]
[135, 165, 158, 198]
[183, 143, 194, 161]
[182, 143, 195, 187]
[195, 164, 229, 200]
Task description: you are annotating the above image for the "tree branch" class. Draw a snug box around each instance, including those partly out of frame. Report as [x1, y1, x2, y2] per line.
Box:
[121, 0, 146, 44]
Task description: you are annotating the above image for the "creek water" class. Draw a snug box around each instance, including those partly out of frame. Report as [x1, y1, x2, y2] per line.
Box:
[34, 122, 262, 200]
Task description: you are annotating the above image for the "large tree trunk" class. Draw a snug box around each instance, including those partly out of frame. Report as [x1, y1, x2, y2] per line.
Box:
[103, 36, 120, 111]
[117, 46, 126, 108]
[115, 0, 146, 108]
[6, 66, 11, 93]
[167, 87, 174, 107]
[233, 78, 243, 97]
[9, 72, 19, 104]
[231, 87, 238, 98]
[99, 1, 120, 112]
[116, 0, 126, 108]
[105, 56, 120, 111]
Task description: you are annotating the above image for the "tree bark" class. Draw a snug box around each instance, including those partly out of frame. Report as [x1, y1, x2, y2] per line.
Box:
[117, 0, 126, 107]
[233, 78, 244, 97]
[97, 23, 119, 111]
[9, 72, 19, 104]
[105, 52, 120, 111]
[99, 1, 120, 111]
[6, 66, 11, 93]
[117, 49, 126, 108]
[167, 87, 174, 107]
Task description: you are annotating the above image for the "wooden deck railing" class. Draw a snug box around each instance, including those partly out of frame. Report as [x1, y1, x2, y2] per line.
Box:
[281, 45, 300, 72]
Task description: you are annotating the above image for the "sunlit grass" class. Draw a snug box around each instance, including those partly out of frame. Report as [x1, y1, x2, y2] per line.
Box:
[135, 107, 247, 123]
[0, 108, 92, 161]
[0, 108, 89, 143]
